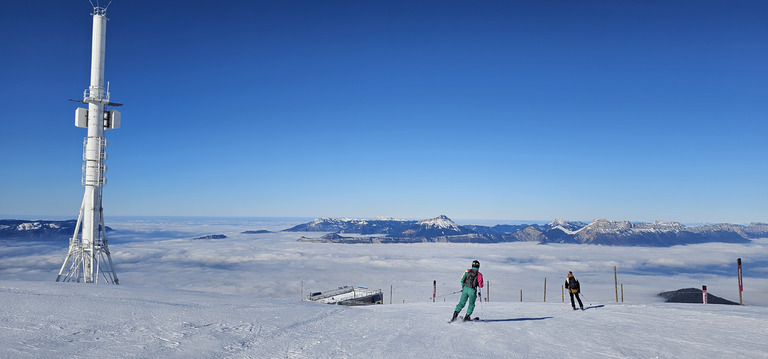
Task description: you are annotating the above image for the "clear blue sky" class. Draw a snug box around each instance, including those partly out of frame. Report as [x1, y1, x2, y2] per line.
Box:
[1, 1, 766, 223]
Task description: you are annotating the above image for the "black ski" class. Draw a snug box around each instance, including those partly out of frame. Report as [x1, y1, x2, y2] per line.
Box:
[448, 317, 480, 323]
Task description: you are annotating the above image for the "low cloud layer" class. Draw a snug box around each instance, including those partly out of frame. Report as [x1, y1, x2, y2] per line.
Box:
[1, 218, 766, 306]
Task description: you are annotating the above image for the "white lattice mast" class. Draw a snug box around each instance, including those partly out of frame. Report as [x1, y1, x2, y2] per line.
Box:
[57, 3, 120, 284]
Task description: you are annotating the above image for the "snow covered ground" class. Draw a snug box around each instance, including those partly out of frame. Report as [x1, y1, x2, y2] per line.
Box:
[1, 217, 767, 358]
[1, 280, 766, 358]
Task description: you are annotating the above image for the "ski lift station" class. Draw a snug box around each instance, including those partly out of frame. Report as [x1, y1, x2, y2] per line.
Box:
[305, 286, 384, 306]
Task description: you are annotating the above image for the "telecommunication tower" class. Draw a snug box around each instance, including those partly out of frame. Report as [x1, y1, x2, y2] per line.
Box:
[57, 3, 121, 284]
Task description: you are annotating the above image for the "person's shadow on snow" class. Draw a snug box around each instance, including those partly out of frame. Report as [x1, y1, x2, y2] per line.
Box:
[479, 317, 553, 322]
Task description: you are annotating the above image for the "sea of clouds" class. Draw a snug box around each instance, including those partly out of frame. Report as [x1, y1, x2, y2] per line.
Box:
[1, 217, 766, 306]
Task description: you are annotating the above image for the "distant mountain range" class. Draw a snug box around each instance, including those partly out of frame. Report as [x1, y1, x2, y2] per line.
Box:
[0, 219, 112, 240]
[289, 215, 768, 246]
[3, 216, 767, 247]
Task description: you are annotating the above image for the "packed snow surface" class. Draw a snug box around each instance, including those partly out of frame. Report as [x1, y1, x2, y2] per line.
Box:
[1, 281, 766, 358]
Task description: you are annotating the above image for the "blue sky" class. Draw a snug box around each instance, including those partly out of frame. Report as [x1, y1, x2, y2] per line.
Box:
[1, 0, 766, 223]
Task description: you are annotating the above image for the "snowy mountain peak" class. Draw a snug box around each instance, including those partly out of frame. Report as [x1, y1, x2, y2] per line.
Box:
[389, 215, 469, 238]
[651, 220, 685, 230]
[546, 218, 588, 234]
[587, 219, 632, 231]
[285, 217, 417, 235]
[417, 215, 459, 230]
[548, 218, 569, 227]
[0, 219, 100, 239]
[372, 216, 407, 221]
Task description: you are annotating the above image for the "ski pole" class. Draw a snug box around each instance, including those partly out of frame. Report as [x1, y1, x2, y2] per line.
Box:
[477, 289, 484, 317]
[579, 292, 592, 306]
[436, 290, 462, 298]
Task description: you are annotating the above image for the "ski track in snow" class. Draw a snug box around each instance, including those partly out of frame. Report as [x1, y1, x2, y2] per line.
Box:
[1, 281, 767, 358]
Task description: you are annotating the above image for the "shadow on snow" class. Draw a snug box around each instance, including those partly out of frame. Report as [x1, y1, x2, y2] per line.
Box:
[480, 316, 553, 322]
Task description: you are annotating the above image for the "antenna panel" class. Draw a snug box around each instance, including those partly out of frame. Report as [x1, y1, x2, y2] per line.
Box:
[105, 110, 121, 129]
[75, 107, 88, 128]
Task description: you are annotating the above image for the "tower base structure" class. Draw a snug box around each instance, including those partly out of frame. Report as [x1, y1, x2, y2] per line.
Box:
[56, 205, 118, 284]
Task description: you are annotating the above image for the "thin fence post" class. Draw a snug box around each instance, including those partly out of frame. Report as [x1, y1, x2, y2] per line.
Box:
[544, 277, 547, 302]
[621, 283, 624, 302]
[614, 266, 619, 302]
[520, 289, 523, 302]
[390, 285, 392, 305]
[433, 280, 436, 303]
[737, 258, 744, 305]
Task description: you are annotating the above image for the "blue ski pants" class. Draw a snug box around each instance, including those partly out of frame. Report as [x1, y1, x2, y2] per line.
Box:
[455, 286, 477, 315]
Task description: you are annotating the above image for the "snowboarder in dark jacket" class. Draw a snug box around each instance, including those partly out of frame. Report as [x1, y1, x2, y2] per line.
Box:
[565, 271, 584, 310]
[450, 260, 484, 322]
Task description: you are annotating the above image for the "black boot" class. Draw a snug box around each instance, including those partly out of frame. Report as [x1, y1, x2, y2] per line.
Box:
[450, 311, 459, 322]
[463, 314, 472, 321]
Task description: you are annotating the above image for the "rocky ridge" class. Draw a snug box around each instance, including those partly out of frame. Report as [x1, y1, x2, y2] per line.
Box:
[292, 216, 768, 246]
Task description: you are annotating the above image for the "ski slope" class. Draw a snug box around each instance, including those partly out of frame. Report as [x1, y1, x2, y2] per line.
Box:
[1, 280, 766, 358]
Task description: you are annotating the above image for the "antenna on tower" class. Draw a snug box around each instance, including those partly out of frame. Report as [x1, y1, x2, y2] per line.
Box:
[89, 1, 111, 15]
